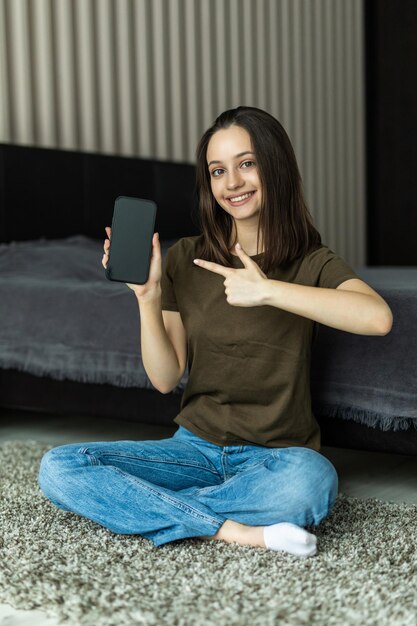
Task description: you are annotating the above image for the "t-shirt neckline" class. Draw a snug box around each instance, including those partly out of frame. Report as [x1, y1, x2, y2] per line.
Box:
[230, 251, 264, 263]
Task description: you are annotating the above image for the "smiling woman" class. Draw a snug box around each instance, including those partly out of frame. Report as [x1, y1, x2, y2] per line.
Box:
[206, 129, 262, 256]
[39, 105, 392, 561]
[194, 106, 323, 270]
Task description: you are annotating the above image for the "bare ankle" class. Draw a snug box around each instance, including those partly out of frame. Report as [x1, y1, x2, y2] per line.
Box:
[202, 520, 265, 549]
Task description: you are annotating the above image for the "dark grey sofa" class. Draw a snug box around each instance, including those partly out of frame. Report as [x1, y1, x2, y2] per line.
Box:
[1, 143, 416, 455]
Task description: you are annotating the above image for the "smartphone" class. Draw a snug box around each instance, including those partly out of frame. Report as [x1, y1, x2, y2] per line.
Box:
[105, 196, 157, 285]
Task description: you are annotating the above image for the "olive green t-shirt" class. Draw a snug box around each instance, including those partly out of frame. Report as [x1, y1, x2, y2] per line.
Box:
[160, 235, 360, 451]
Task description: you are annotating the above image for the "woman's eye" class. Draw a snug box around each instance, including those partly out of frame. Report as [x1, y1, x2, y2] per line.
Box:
[211, 168, 223, 177]
[241, 160, 255, 168]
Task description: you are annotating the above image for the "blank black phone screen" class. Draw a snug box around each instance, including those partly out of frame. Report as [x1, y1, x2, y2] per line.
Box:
[105, 196, 157, 285]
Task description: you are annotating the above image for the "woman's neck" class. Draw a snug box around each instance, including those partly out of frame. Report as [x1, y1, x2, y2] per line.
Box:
[229, 234, 264, 256]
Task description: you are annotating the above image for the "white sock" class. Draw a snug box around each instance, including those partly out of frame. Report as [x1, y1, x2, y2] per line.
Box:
[263, 522, 317, 558]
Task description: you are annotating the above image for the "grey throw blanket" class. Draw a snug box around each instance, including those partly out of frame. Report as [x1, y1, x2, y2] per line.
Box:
[1, 236, 416, 430]
[0, 235, 186, 393]
[311, 266, 417, 431]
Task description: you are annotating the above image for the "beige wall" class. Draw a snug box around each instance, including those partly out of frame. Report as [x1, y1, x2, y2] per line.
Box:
[0, 0, 365, 265]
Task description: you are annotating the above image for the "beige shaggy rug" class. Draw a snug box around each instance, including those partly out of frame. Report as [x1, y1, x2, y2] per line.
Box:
[0, 440, 416, 626]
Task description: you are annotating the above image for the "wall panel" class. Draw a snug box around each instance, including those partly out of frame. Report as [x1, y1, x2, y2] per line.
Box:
[0, 0, 366, 265]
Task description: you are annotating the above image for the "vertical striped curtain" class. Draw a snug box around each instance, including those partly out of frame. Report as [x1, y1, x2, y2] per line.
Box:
[0, 0, 365, 265]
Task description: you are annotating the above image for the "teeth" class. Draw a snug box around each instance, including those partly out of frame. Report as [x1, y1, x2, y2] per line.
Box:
[229, 191, 254, 202]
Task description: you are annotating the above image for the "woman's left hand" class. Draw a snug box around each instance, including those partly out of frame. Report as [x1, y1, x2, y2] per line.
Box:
[193, 243, 269, 307]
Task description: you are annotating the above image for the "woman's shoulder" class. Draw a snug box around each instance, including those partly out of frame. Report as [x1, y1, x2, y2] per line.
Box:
[281, 243, 328, 273]
[164, 235, 204, 270]
[303, 242, 331, 259]
[299, 242, 357, 286]
[166, 235, 203, 258]
[303, 242, 344, 264]
[291, 242, 335, 276]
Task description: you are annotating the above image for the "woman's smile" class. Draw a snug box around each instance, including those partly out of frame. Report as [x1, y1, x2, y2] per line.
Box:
[226, 190, 257, 207]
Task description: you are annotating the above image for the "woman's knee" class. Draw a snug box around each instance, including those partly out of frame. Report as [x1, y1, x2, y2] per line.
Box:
[300, 450, 338, 524]
[38, 443, 85, 497]
[277, 447, 339, 526]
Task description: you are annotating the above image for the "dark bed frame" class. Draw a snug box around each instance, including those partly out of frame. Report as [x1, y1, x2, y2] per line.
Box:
[1, 142, 416, 455]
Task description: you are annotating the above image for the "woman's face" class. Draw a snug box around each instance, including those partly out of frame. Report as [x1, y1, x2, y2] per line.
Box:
[206, 125, 263, 222]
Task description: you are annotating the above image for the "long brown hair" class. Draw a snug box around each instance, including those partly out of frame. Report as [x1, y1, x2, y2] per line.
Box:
[194, 106, 322, 273]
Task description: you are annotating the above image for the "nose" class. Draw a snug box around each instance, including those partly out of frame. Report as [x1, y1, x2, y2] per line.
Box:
[226, 168, 244, 190]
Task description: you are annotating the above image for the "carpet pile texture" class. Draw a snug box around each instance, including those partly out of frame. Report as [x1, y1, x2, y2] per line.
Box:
[0, 441, 416, 626]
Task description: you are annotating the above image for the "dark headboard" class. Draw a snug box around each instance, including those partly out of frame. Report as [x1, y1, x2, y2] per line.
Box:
[0, 143, 200, 243]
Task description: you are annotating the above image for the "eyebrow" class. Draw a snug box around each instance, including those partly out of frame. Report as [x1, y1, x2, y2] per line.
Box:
[207, 151, 255, 167]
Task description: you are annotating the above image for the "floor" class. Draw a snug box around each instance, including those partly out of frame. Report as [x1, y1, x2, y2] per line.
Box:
[1, 409, 417, 625]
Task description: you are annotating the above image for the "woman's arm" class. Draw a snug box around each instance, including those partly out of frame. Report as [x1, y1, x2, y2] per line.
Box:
[137, 289, 186, 394]
[103, 228, 184, 393]
[261, 278, 393, 336]
[193, 245, 393, 337]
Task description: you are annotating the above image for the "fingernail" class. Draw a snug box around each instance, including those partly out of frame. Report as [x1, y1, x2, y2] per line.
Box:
[236, 242, 241, 249]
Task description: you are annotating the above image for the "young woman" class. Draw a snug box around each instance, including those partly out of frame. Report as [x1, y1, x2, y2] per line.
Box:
[38, 106, 393, 558]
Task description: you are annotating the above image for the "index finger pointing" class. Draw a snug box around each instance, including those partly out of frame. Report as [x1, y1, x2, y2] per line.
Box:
[193, 258, 231, 277]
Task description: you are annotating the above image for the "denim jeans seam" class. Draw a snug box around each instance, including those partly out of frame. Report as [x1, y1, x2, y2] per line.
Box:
[79, 449, 221, 478]
[113, 466, 223, 526]
[78, 448, 100, 465]
[309, 503, 333, 527]
[121, 457, 221, 478]
[236, 459, 269, 473]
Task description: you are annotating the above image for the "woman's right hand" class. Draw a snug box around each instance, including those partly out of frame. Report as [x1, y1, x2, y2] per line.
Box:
[102, 226, 162, 300]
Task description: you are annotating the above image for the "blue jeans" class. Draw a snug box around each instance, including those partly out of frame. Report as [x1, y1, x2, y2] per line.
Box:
[38, 425, 338, 547]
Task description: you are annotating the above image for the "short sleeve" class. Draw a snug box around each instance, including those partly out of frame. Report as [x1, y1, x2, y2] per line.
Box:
[306, 245, 361, 289]
[160, 245, 179, 311]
